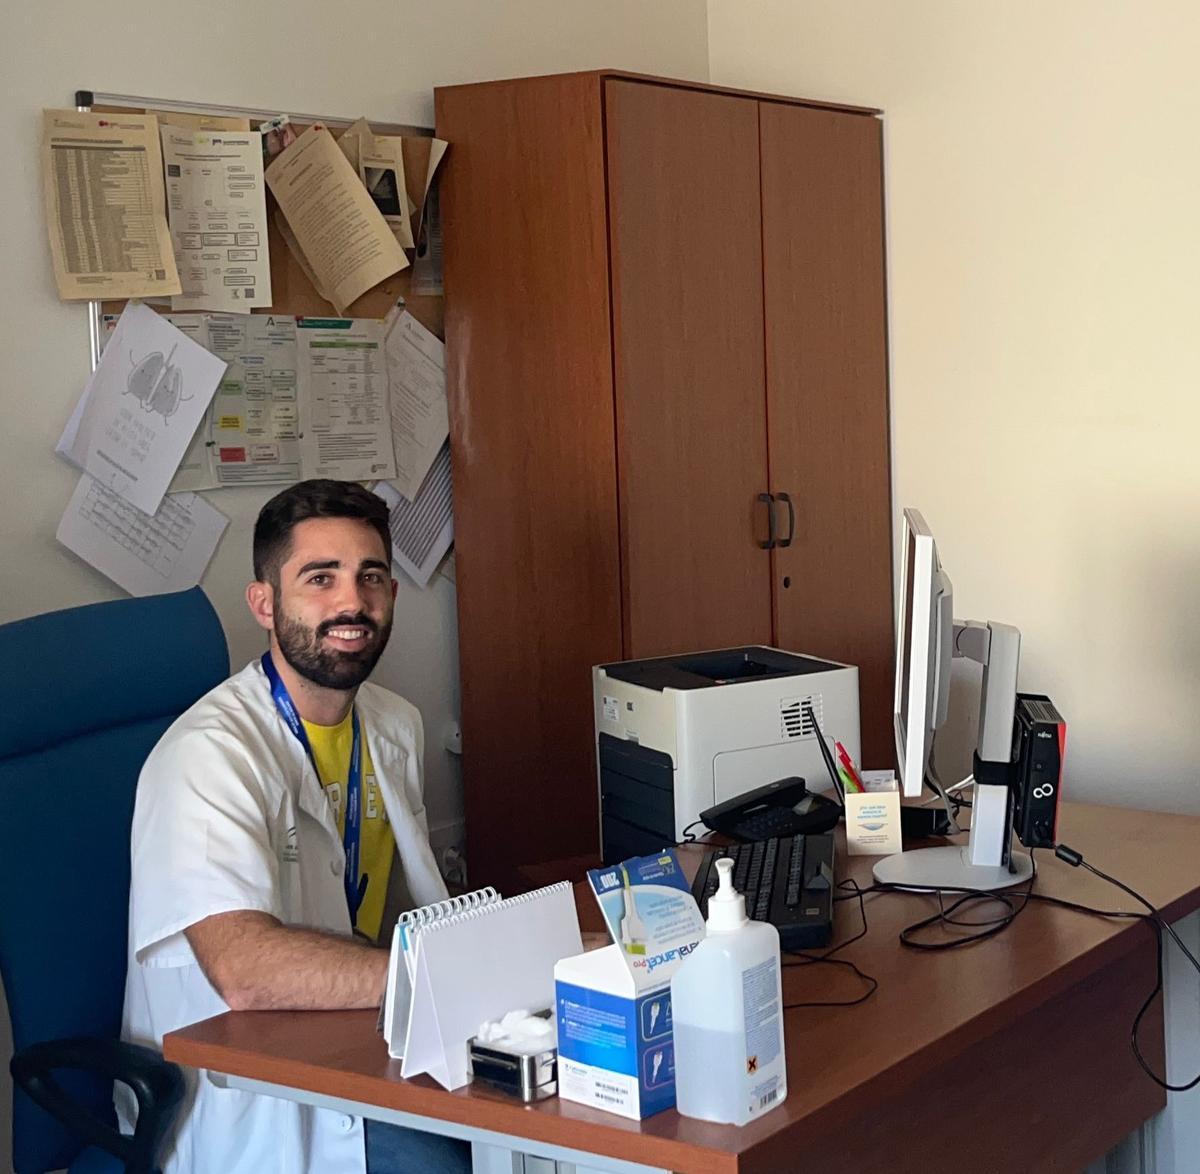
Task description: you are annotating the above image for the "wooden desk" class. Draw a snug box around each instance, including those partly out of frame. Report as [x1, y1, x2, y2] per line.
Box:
[165, 804, 1200, 1173]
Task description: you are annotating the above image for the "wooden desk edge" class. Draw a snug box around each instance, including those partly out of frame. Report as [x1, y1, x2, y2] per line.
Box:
[163, 1026, 744, 1174]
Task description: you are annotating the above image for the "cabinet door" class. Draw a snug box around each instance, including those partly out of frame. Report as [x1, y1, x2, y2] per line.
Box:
[605, 80, 773, 657]
[437, 75, 623, 890]
[759, 103, 895, 766]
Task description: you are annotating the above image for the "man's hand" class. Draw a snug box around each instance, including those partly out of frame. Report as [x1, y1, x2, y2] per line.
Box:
[185, 910, 388, 1011]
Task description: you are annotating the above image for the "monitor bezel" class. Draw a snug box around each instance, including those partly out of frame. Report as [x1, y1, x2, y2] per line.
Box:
[895, 508, 939, 799]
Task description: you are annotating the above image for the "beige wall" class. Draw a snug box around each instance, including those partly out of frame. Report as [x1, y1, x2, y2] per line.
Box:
[709, 0, 1200, 812]
[0, 3, 709, 1167]
[16, 0, 1200, 1164]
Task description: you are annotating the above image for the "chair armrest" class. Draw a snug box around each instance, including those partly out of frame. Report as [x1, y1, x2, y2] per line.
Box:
[11, 1037, 185, 1174]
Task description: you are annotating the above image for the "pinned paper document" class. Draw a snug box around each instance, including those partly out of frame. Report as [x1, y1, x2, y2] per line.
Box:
[57, 303, 225, 515]
[361, 133, 415, 250]
[374, 451, 453, 588]
[405, 136, 448, 250]
[337, 120, 448, 255]
[267, 125, 407, 314]
[296, 318, 396, 481]
[154, 111, 251, 133]
[99, 312, 219, 492]
[161, 125, 272, 313]
[41, 110, 181, 301]
[385, 311, 448, 501]
[57, 474, 228, 596]
[207, 314, 301, 485]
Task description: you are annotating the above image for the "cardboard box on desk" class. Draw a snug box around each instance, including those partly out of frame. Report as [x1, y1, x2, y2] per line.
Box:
[555, 945, 676, 1119]
[845, 770, 903, 856]
[554, 850, 704, 1120]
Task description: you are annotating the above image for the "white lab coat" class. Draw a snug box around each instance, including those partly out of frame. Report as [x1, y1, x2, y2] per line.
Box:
[120, 659, 448, 1174]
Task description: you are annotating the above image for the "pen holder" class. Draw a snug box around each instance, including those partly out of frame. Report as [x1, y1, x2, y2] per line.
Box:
[845, 775, 903, 856]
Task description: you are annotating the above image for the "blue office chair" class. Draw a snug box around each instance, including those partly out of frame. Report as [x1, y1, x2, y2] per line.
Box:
[0, 588, 229, 1174]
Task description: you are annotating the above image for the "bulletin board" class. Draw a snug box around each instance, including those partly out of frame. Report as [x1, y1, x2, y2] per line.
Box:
[79, 90, 445, 361]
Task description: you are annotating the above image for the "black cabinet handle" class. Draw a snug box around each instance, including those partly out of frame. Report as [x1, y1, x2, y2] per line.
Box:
[777, 492, 796, 548]
[758, 492, 776, 550]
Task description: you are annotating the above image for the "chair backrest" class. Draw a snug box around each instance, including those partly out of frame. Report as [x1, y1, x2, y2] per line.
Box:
[0, 588, 229, 1173]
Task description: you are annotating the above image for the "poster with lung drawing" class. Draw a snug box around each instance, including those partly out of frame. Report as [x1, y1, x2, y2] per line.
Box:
[56, 301, 225, 515]
[100, 311, 220, 492]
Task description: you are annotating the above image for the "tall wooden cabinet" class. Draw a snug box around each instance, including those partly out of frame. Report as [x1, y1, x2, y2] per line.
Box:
[435, 72, 893, 890]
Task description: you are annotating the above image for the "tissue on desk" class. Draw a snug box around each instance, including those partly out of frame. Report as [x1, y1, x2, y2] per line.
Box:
[468, 1008, 559, 1101]
[474, 1009, 557, 1055]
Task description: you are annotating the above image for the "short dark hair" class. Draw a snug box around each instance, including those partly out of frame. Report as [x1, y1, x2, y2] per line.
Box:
[253, 480, 392, 585]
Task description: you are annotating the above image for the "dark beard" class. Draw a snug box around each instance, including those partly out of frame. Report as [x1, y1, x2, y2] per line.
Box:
[274, 610, 392, 691]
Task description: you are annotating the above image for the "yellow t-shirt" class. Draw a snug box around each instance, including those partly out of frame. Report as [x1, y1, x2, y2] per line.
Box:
[302, 712, 395, 942]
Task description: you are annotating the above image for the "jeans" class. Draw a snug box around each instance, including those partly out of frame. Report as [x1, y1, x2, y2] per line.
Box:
[364, 1117, 473, 1174]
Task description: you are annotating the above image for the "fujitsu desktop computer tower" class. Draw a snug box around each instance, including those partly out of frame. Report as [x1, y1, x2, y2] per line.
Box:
[1010, 692, 1066, 848]
[593, 646, 861, 866]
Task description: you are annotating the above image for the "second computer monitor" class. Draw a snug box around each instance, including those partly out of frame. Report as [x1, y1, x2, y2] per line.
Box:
[894, 508, 954, 798]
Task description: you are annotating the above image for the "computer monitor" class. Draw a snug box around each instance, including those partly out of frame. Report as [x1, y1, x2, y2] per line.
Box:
[875, 508, 1032, 892]
[894, 508, 954, 799]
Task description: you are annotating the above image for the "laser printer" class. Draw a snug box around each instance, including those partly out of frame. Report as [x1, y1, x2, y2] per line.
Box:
[593, 646, 860, 865]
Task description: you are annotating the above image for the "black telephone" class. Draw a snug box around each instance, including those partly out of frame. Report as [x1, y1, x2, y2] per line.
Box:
[699, 776, 842, 843]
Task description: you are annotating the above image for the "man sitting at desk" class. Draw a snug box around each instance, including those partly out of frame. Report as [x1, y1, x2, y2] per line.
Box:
[121, 480, 472, 1174]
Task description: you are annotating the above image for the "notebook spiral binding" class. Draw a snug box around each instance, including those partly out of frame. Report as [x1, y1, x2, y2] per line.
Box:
[416, 881, 573, 934]
[401, 886, 499, 931]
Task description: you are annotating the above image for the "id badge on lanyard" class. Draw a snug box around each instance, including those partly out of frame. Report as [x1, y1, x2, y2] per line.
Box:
[262, 652, 367, 925]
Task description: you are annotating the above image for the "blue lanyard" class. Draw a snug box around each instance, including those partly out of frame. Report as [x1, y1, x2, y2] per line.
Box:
[262, 652, 367, 926]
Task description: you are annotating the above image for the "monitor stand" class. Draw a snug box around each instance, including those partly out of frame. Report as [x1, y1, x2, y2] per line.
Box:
[872, 781, 1033, 891]
[873, 844, 1033, 891]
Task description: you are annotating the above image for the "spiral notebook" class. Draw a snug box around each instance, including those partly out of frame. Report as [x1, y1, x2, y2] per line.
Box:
[383, 886, 501, 1056]
[386, 881, 583, 1090]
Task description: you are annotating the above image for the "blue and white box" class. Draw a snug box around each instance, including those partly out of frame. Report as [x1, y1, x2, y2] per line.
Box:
[554, 850, 704, 1120]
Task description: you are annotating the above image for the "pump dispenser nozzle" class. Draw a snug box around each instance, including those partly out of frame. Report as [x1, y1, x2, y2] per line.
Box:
[707, 857, 749, 932]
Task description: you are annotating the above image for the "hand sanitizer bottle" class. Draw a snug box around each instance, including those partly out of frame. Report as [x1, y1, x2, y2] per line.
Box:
[670, 858, 787, 1124]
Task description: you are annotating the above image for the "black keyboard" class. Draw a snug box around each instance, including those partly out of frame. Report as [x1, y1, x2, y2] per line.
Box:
[691, 833, 835, 950]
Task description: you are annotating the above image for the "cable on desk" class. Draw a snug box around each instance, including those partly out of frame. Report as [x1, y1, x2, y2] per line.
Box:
[849, 852, 1041, 952]
[676, 820, 723, 848]
[782, 878, 879, 1009]
[1053, 842, 1200, 1092]
[859, 841, 1200, 1091]
[899, 865, 1038, 951]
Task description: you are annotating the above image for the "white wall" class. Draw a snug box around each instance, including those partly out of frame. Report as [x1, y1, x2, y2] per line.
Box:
[709, 0, 1200, 813]
[0, 3, 710, 1168]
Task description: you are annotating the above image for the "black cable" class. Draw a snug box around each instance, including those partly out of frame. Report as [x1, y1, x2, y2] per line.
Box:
[870, 851, 1040, 951]
[782, 954, 879, 1010]
[801, 701, 846, 808]
[1023, 891, 1146, 921]
[1068, 853, 1200, 974]
[866, 841, 1199, 1091]
[1054, 843, 1200, 1092]
[678, 821, 727, 846]
[782, 878, 879, 1009]
[770, 833, 1197, 1089]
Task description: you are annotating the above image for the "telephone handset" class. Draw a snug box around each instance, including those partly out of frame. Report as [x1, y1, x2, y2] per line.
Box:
[699, 775, 841, 843]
